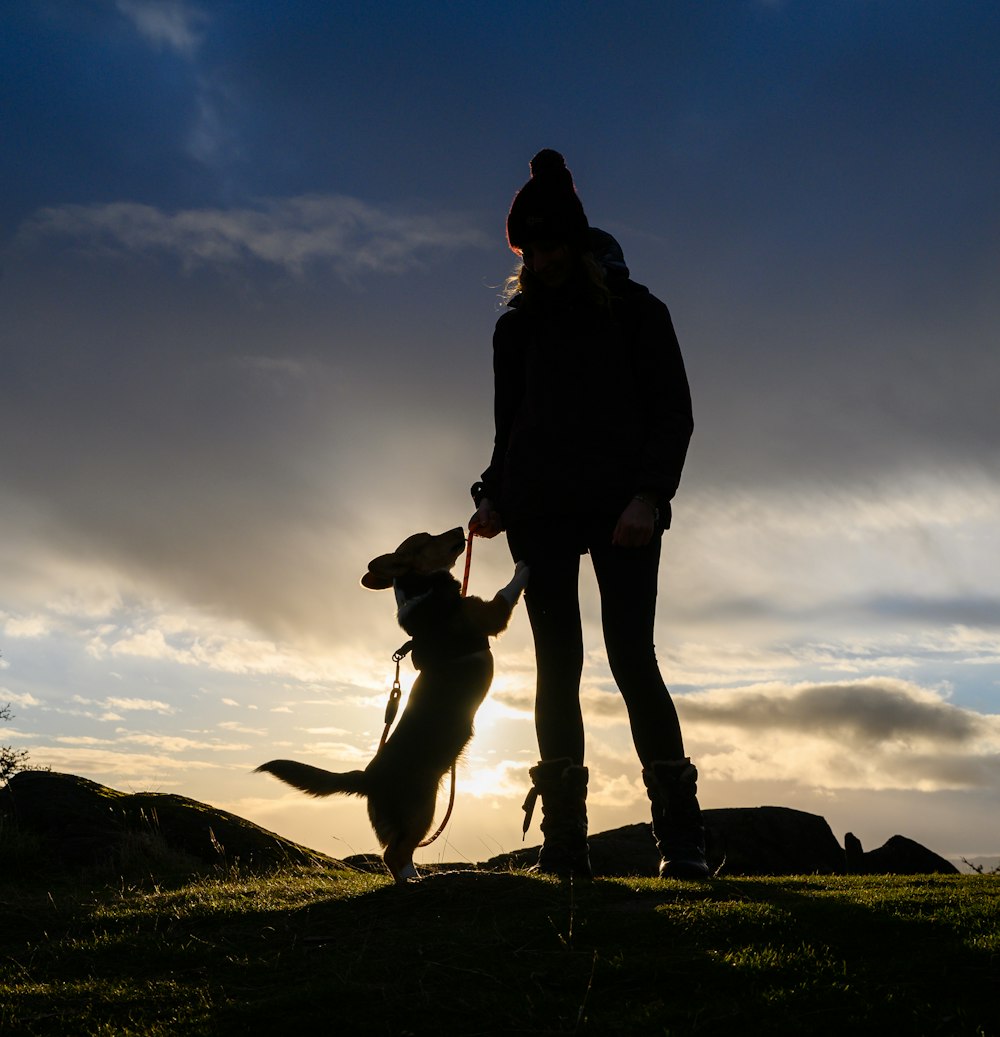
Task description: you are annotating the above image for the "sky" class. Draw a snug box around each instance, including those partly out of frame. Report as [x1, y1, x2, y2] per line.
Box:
[2, 0, 999, 870]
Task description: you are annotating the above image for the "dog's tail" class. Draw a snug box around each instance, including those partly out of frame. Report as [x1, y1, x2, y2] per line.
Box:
[255, 759, 367, 798]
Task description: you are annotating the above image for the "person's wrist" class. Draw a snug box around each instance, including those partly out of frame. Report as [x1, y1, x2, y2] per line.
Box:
[632, 494, 659, 523]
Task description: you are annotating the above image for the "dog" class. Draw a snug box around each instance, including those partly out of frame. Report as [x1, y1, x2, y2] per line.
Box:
[256, 526, 528, 883]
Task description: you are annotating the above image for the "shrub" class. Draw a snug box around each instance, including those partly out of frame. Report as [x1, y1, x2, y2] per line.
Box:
[0, 703, 30, 786]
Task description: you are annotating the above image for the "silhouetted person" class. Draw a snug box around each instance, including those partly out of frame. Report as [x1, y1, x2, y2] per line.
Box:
[470, 149, 708, 880]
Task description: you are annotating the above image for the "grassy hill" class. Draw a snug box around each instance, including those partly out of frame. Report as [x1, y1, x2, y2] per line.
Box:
[1, 857, 996, 1036]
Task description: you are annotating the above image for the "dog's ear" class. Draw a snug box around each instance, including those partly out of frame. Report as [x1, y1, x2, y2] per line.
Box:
[360, 570, 393, 590]
[361, 551, 409, 590]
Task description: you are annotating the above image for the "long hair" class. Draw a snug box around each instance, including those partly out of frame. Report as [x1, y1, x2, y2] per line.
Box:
[501, 250, 611, 310]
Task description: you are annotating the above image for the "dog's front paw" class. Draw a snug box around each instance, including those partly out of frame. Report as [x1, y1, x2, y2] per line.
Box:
[499, 562, 530, 605]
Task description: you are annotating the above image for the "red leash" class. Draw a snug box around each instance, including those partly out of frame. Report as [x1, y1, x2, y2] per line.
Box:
[378, 533, 474, 847]
[460, 528, 474, 597]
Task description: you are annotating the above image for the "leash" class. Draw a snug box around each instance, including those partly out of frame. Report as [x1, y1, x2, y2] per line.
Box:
[377, 643, 409, 753]
[377, 532, 474, 847]
[460, 527, 474, 597]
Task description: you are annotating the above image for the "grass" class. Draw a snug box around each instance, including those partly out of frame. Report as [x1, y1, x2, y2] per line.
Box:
[1, 856, 997, 1037]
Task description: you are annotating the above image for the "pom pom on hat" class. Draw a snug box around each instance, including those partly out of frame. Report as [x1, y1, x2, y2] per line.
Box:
[506, 149, 590, 252]
[529, 148, 570, 178]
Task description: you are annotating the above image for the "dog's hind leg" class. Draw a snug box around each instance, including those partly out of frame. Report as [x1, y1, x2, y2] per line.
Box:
[378, 814, 431, 884]
[384, 841, 420, 883]
[369, 778, 436, 884]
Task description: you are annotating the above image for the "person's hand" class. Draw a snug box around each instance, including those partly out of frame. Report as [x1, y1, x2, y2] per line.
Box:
[469, 498, 504, 538]
[612, 497, 656, 547]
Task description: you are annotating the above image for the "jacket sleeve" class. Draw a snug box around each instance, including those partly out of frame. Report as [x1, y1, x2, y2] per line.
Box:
[630, 295, 694, 507]
[478, 311, 525, 509]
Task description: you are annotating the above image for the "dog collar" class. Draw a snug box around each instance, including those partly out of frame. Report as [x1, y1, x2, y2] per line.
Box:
[394, 581, 433, 621]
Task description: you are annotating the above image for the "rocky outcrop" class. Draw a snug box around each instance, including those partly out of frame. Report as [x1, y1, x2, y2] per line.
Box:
[845, 831, 957, 875]
[0, 770, 340, 874]
[487, 806, 957, 877]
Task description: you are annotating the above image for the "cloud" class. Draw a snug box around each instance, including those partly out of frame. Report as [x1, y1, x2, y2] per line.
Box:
[2, 614, 50, 638]
[90, 617, 318, 679]
[866, 596, 1000, 628]
[679, 678, 1000, 792]
[217, 720, 265, 737]
[29, 745, 221, 786]
[83, 611, 391, 688]
[116, 0, 208, 58]
[70, 694, 175, 716]
[1, 691, 42, 709]
[117, 730, 251, 752]
[682, 678, 995, 746]
[299, 741, 371, 764]
[105, 696, 175, 714]
[22, 196, 490, 277]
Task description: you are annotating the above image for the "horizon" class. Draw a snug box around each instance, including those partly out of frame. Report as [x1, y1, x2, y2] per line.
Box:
[2, 1, 998, 869]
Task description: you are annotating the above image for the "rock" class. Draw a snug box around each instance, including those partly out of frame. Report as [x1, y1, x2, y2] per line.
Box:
[703, 806, 846, 876]
[0, 770, 341, 875]
[845, 832, 958, 875]
[844, 830, 865, 871]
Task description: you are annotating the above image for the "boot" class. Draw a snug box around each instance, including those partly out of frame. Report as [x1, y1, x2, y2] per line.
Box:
[643, 759, 710, 880]
[521, 758, 592, 879]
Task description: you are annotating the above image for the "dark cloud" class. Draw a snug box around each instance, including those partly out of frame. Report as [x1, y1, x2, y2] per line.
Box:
[887, 749, 1000, 791]
[671, 592, 1000, 634]
[865, 597, 1000, 629]
[682, 681, 993, 748]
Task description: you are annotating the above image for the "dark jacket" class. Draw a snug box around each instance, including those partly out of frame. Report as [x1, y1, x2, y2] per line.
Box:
[479, 271, 693, 530]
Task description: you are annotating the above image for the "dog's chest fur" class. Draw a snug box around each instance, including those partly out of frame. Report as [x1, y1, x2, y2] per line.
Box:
[393, 571, 490, 669]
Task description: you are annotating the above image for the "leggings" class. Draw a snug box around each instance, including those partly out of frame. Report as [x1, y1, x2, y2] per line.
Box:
[508, 522, 685, 768]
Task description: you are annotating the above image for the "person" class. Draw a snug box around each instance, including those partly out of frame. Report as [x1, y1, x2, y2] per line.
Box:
[468, 149, 709, 880]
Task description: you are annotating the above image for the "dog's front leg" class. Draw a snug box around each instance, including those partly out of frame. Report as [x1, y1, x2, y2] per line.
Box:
[499, 559, 530, 605]
[463, 560, 531, 635]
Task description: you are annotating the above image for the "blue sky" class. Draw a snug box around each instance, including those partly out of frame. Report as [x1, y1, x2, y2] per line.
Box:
[2, 0, 999, 867]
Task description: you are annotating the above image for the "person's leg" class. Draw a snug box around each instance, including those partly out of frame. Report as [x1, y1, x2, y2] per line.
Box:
[590, 535, 683, 765]
[509, 527, 590, 876]
[591, 536, 708, 879]
[520, 543, 585, 765]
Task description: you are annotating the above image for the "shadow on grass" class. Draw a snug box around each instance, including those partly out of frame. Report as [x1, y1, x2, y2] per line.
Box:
[695, 875, 997, 1035]
[2, 868, 997, 1036]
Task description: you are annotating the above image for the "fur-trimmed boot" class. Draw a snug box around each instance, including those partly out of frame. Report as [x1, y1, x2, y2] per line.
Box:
[642, 759, 710, 880]
[521, 758, 592, 879]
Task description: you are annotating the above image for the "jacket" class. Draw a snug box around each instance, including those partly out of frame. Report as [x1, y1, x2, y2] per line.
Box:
[479, 272, 693, 529]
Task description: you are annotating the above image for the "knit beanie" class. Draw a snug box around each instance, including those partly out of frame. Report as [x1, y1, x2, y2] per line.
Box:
[506, 149, 590, 253]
